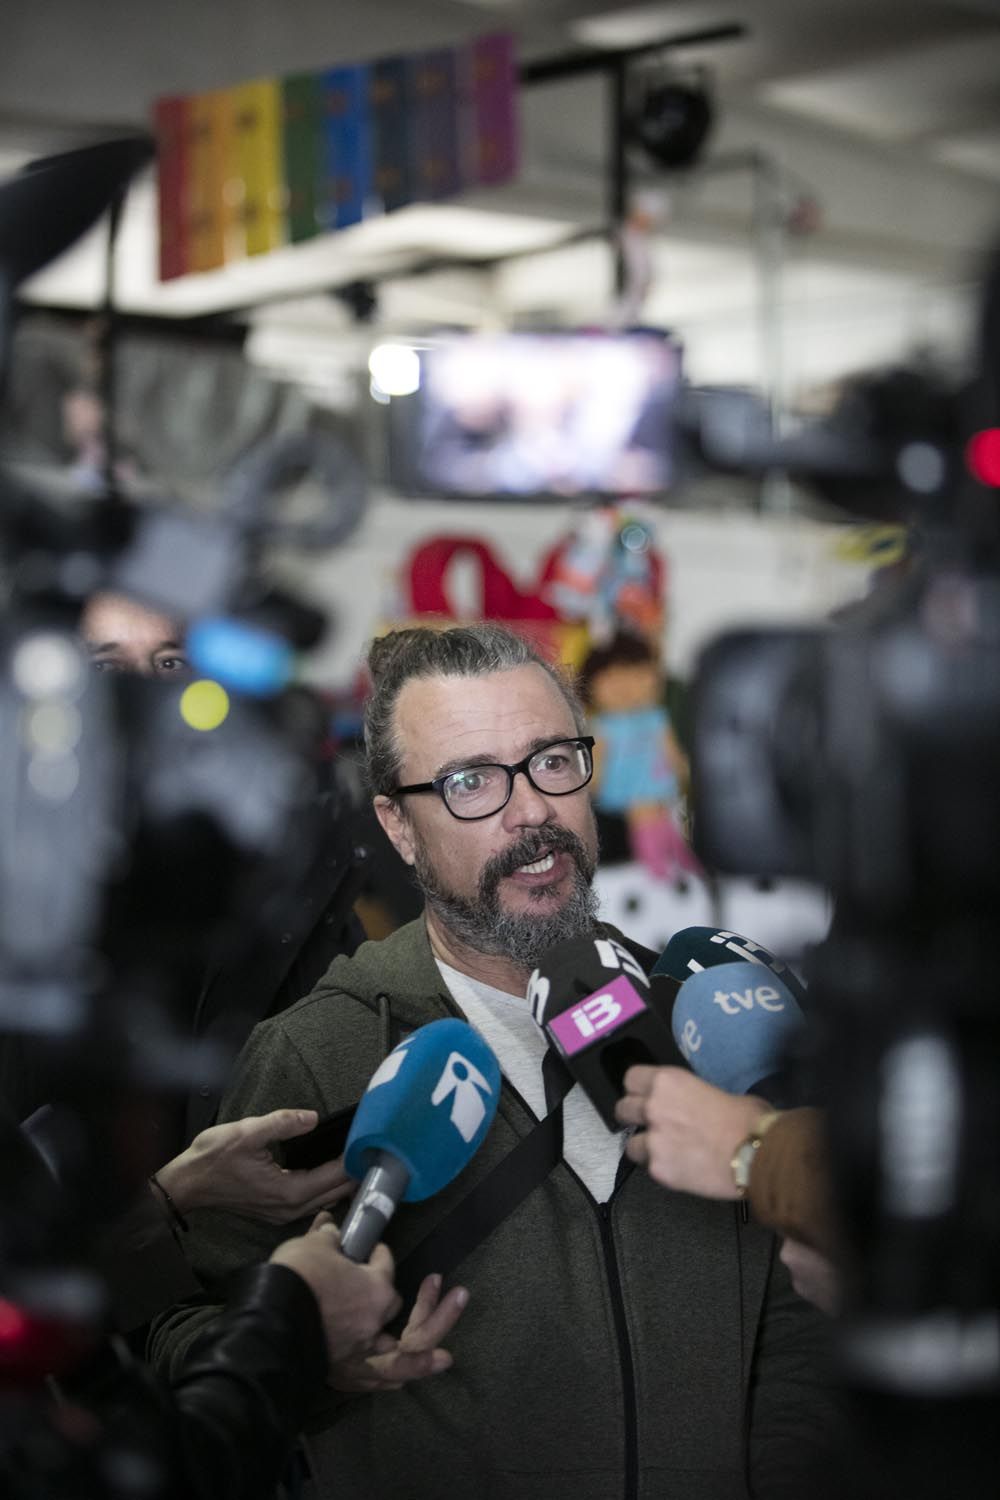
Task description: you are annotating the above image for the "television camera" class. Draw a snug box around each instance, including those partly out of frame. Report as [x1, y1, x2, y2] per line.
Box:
[686, 241, 1000, 1496]
[0, 137, 368, 1496]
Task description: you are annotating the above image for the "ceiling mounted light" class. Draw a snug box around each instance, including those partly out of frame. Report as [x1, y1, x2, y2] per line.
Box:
[628, 70, 714, 170]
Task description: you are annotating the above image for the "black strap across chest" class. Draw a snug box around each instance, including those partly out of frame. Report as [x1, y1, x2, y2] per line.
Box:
[387, 930, 658, 1305]
[395, 1049, 574, 1303]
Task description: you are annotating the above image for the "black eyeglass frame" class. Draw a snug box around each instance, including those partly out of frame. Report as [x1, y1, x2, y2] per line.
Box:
[391, 735, 596, 821]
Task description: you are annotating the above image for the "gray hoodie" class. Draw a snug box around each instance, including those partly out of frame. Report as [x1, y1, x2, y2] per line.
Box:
[149, 917, 840, 1500]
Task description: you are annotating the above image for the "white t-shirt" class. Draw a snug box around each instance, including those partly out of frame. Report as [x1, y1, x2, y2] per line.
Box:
[436, 959, 628, 1203]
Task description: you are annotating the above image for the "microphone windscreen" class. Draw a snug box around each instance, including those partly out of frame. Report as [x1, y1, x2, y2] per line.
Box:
[344, 1019, 501, 1201]
[528, 933, 652, 1026]
[671, 960, 805, 1096]
[528, 934, 679, 1128]
[654, 926, 808, 1006]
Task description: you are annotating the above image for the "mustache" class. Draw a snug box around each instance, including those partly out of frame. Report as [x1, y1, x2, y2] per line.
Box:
[480, 825, 594, 896]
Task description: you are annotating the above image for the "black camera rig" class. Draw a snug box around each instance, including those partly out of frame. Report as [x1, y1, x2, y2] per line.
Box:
[687, 240, 1000, 1496]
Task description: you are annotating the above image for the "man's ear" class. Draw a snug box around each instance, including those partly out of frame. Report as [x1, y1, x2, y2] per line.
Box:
[373, 795, 416, 867]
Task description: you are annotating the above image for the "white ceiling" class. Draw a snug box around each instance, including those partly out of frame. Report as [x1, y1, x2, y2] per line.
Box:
[2, 0, 999, 393]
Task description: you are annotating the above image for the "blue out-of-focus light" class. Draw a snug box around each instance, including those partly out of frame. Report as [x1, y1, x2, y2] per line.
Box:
[186, 617, 294, 698]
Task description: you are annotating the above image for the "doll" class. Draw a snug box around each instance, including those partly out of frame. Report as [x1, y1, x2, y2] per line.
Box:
[580, 632, 703, 881]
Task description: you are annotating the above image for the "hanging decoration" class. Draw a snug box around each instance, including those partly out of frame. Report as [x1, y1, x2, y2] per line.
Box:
[542, 504, 665, 646]
[153, 33, 519, 281]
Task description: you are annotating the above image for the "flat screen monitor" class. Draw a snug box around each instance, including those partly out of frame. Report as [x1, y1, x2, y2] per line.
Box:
[381, 330, 681, 501]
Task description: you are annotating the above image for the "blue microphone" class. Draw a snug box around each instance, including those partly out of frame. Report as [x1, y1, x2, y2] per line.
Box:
[339, 1019, 501, 1262]
[671, 960, 806, 1107]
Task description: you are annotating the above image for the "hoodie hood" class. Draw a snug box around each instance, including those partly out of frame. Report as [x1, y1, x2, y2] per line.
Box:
[309, 913, 653, 1038]
[309, 916, 460, 1033]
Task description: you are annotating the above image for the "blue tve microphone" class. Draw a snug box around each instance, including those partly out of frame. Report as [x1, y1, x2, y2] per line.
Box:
[653, 925, 808, 1007]
[339, 1018, 501, 1262]
[671, 960, 806, 1107]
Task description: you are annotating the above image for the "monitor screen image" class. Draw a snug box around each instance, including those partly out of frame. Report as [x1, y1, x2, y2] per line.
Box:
[384, 331, 682, 501]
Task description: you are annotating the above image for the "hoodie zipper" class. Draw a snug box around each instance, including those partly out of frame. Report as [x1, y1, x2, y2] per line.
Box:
[600, 1190, 638, 1500]
[421, 1005, 641, 1498]
[513, 1084, 637, 1500]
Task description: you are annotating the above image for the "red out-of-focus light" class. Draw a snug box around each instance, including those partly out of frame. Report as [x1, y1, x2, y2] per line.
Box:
[0, 1299, 28, 1343]
[965, 428, 1000, 487]
[0, 1298, 95, 1383]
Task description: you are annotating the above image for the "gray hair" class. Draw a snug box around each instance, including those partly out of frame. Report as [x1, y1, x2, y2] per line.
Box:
[364, 622, 587, 799]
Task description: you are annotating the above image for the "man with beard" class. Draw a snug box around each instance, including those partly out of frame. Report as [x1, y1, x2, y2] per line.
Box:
[150, 624, 840, 1500]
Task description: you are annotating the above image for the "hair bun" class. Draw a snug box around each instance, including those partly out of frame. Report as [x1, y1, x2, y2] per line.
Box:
[366, 623, 451, 685]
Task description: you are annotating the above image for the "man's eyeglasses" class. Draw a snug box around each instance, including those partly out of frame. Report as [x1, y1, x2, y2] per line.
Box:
[392, 736, 595, 821]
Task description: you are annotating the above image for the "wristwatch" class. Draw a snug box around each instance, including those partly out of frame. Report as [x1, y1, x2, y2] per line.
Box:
[730, 1111, 781, 1197]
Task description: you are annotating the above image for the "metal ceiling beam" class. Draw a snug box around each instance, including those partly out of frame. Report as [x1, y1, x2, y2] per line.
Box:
[521, 22, 747, 292]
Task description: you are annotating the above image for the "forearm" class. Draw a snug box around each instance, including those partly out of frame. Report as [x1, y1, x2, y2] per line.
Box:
[167, 1265, 326, 1495]
[749, 1110, 838, 1257]
[152, 1150, 201, 1216]
[94, 1186, 200, 1333]
[148, 1025, 332, 1376]
[146, 1194, 309, 1379]
[126, 1265, 326, 1500]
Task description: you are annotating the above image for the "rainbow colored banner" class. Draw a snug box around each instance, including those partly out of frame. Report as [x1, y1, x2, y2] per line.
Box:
[153, 32, 519, 281]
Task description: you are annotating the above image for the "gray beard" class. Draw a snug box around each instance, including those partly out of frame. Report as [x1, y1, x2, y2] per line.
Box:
[414, 822, 601, 974]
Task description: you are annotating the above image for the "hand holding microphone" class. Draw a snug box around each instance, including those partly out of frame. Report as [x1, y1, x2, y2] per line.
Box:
[617, 932, 837, 1284]
[325, 1018, 499, 1392]
[339, 1017, 501, 1261]
[525, 925, 806, 1138]
[526, 924, 810, 1207]
[616, 1066, 770, 1198]
[269, 1211, 401, 1367]
[616, 940, 806, 1195]
[616, 1065, 839, 1312]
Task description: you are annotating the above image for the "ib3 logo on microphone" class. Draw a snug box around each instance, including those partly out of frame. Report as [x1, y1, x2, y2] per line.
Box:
[549, 976, 649, 1058]
[571, 992, 624, 1037]
[431, 1053, 494, 1142]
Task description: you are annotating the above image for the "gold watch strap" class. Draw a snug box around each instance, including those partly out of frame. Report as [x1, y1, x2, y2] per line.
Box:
[730, 1110, 782, 1197]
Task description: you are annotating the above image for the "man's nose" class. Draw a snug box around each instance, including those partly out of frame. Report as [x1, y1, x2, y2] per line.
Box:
[501, 768, 551, 829]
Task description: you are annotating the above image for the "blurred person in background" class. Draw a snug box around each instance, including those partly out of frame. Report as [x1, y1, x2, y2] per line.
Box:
[2, 589, 370, 1333]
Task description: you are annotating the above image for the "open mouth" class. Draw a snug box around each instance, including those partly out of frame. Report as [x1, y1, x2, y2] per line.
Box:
[481, 827, 594, 899]
[515, 851, 556, 876]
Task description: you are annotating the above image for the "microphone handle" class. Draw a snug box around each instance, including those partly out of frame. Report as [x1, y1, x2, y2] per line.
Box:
[339, 1151, 411, 1263]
